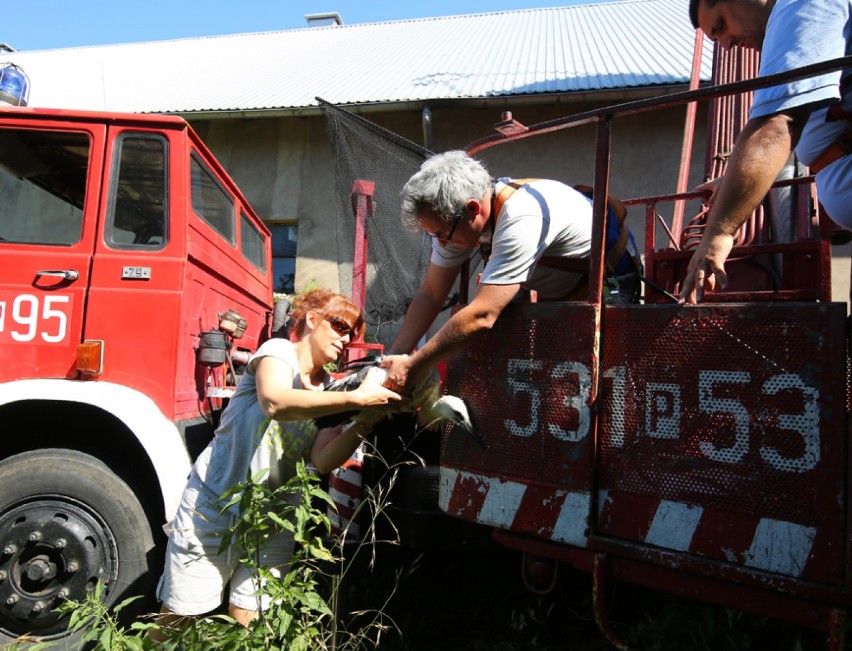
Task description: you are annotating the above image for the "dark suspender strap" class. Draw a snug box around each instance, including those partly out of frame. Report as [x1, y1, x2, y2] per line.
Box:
[572, 184, 630, 275]
[536, 256, 590, 273]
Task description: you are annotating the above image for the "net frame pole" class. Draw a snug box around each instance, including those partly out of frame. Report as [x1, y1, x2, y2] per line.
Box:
[350, 179, 375, 311]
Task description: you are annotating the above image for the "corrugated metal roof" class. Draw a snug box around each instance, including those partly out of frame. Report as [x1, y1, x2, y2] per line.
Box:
[0, 0, 711, 114]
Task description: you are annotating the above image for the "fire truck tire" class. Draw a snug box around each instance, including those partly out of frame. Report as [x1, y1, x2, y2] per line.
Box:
[0, 448, 158, 649]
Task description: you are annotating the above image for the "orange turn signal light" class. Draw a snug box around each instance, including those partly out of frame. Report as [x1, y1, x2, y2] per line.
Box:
[76, 340, 104, 376]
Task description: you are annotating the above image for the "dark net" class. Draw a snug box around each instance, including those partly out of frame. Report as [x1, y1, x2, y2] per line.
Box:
[320, 99, 455, 339]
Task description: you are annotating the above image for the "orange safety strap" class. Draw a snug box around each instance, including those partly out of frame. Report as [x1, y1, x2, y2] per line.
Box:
[491, 178, 541, 217]
[809, 126, 852, 174]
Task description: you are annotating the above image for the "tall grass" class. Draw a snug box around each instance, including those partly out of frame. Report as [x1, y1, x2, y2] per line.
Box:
[10, 458, 399, 651]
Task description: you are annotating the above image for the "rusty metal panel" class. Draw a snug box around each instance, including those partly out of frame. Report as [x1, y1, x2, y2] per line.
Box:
[440, 302, 598, 546]
[597, 303, 847, 585]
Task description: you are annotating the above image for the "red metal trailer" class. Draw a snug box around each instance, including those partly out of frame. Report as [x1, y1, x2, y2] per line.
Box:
[437, 53, 852, 649]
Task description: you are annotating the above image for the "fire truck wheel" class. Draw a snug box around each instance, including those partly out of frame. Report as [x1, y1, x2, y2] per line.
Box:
[0, 448, 157, 648]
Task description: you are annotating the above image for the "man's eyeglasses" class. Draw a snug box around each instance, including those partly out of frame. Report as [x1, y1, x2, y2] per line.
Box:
[423, 212, 462, 243]
[324, 315, 354, 338]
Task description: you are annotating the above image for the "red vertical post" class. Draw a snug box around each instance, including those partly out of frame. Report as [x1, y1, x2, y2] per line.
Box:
[672, 29, 706, 236]
[350, 180, 375, 312]
[347, 180, 377, 363]
[588, 116, 612, 406]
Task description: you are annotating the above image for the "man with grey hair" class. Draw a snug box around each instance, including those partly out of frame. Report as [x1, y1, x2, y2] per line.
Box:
[381, 150, 635, 394]
[680, 0, 851, 303]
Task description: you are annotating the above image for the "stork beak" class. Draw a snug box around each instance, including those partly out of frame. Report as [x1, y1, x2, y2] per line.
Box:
[457, 420, 487, 450]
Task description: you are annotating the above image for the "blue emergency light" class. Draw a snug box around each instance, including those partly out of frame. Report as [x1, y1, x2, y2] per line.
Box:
[0, 63, 30, 106]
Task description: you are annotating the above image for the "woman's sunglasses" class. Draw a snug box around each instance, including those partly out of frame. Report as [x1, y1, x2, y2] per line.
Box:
[324, 315, 355, 338]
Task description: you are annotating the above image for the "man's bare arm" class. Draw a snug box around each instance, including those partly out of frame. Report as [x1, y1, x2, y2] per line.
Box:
[384, 282, 520, 392]
[680, 108, 809, 303]
[388, 263, 459, 354]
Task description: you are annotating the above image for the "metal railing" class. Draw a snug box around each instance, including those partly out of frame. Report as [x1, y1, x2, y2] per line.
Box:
[464, 54, 852, 304]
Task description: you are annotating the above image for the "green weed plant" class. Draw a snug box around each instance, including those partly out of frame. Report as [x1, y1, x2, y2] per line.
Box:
[10, 458, 398, 651]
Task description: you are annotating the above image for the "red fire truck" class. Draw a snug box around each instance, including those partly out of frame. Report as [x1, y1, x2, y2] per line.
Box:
[0, 105, 273, 646]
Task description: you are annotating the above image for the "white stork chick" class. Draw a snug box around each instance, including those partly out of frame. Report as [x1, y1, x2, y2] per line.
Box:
[314, 358, 483, 448]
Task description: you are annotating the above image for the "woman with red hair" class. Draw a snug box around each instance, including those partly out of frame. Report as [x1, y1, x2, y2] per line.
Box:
[156, 288, 400, 629]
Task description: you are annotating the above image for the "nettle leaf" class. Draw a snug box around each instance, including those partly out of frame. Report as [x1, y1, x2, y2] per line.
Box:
[113, 594, 143, 614]
[290, 636, 309, 651]
[309, 487, 336, 506]
[308, 540, 334, 561]
[266, 511, 290, 529]
[98, 628, 113, 649]
[276, 611, 294, 637]
[303, 591, 333, 617]
[24, 643, 56, 651]
[125, 637, 145, 651]
[129, 621, 158, 632]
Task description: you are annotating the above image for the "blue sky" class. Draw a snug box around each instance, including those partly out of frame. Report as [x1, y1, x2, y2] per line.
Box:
[5, 1, 606, 52]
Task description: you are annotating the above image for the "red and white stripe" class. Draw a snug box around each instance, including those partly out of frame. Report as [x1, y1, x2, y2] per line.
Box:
[598, 489, 820, 579]
[439, 467, 590, 547]
[440, 467, 822, 579]
[328, 443, 365, 540]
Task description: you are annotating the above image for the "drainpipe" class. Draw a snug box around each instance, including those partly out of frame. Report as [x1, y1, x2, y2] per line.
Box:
[422, 106, 433, 151]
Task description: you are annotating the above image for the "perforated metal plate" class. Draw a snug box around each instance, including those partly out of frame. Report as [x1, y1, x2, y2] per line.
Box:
[441, 302, 598, 545]
[597, 303, 846, 584]
[440, 301, 847, 585]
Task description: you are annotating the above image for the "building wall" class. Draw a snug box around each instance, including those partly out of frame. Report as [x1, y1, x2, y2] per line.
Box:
[192, 98, 710, 292]
[190, 100, 851, 322]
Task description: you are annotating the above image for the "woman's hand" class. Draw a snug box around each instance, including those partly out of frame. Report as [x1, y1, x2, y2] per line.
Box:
[351, 367, 403, 409]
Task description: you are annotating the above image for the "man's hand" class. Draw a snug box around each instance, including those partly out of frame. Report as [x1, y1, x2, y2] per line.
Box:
[379, 354, 414, 394]
[693, 176, 722, 210]
[678, 232, 734, 304]
[351, 367, 403, 409]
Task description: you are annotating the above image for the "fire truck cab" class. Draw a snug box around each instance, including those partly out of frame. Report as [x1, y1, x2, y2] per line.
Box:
[0, 105, 273, 646]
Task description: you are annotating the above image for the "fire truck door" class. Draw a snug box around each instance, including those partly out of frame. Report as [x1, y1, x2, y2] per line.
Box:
[0, 123, 106, 380]
[83, 131, 181, 409]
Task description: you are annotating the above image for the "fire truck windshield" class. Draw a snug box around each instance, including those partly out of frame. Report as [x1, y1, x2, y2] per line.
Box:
[0, 129, 88, 246]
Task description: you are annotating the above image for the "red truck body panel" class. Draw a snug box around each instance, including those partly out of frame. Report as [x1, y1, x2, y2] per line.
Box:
[438, 56, 852, 641]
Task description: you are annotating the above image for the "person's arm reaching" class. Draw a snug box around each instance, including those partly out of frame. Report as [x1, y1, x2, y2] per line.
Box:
[383, 282, 520, 393]
[255, 356, 400, 421]
[311, 372, 397, 473]
[679, 108, 809, 303]
[388, 263, 459, 355]
[310, 414, 381, 474]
